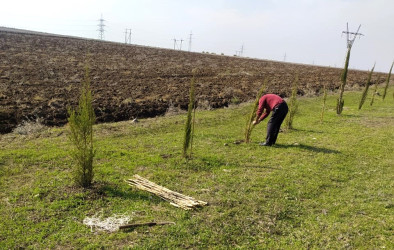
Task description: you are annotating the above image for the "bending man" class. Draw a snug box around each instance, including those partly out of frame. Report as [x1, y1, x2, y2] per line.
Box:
[252, 94, 288, 146]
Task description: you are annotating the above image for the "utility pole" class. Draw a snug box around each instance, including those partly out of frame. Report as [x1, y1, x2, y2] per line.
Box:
[173, 38, 178, 50]
[179, 39, 184, 50]
[125, 29, 131, 44]
[236, 44, 244, 57]
[98, 14, 106, 40]
[188, 31, 193, 52]
[173, 38, 184, 50]
[342, 22, 364, 49]
[284, 52, 287, 62]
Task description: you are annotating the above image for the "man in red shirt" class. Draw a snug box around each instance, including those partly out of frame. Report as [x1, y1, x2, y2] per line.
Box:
[252, 94, 288, 146]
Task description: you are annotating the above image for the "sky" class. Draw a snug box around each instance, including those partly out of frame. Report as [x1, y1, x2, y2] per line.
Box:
[1, 0, 393, 72]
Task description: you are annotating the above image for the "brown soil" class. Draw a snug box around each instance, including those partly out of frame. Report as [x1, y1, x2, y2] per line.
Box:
[0, 28, 384, 133]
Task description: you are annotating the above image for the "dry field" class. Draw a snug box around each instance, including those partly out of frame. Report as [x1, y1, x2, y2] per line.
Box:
[0, 28, 383, 133]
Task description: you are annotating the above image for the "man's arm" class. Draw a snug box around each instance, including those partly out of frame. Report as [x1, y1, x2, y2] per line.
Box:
[254, 97, 267, 124]
[258, 112, 269, 122]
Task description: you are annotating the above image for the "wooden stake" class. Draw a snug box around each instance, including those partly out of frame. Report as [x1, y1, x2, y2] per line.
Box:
[119, 221, 175, 230]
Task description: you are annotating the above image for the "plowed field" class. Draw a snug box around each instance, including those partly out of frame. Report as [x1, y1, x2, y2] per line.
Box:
[0, 28, 382, 133]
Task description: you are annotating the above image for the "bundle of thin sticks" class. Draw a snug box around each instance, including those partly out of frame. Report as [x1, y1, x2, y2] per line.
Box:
[125, 174, 207, 210]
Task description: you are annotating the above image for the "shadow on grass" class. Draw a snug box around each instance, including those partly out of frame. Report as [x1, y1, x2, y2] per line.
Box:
[340, 114, 361, 118]
[275, 143, 340, 154]
[243, 163, 282, 170]
[183, 156, 229, 171]
[285, 128, 324, 134]
[92, 182, 162, 203]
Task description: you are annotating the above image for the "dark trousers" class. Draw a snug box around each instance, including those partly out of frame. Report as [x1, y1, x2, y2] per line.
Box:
[266, 102, 288, 145]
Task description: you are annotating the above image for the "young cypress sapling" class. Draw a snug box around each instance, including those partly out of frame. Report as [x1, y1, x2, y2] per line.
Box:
[358, 64, 375, 110]
[68, 66, 96, 188]
[382, 61, 393, 101]
[183, 75, 196, 158]
[189, 94, 197, 158]
[284, 73, 299, 130]
[337, 48, 351, 114]
[244, 78, 268, 143]
[320, 84, 327, 122]
[370, 76, 380, 106]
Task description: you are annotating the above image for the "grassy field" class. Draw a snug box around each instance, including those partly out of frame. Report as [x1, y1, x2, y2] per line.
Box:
[1, 89, 393, 249]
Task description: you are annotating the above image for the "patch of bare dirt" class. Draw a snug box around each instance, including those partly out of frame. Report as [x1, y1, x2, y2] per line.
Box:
[0, 29, 385, 133]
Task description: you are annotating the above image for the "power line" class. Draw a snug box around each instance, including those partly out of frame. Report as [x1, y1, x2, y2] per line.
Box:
[97, 14, 106, 40]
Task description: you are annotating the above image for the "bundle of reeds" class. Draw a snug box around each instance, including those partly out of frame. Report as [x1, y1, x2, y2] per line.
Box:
[125, 175, 207, 210]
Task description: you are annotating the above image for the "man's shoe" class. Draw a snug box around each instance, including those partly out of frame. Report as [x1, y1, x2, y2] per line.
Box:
[259, 142, 272, 146]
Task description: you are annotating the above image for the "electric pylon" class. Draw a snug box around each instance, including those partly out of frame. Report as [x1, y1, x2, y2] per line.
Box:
[98, 14, 105, 40]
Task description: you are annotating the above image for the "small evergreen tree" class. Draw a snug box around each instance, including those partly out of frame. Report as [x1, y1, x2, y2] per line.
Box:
[337, 48, 351, 114]
[320, 84, 327, 122]
[358, 64, 375, 110]
[68, 66, 96, 187]
[370, 76, 380, 106]
[244, 78, 268, 143]
[183, 75, 196, 158]
[284, 73, 299, 130]
[382, 61, 393, 101]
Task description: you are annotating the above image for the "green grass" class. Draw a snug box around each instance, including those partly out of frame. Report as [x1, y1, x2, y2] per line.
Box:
[1, 89, 393, 249]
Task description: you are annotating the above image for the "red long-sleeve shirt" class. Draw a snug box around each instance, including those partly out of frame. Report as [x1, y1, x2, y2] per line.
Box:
[256, 94, 284, 122]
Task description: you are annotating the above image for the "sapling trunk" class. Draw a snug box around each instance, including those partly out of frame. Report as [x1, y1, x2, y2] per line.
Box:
[370, 76, 380, 106]
[358, 64, 375, 110]
[183, 75, 196, 158]
[382, 61, 393, 101]
[244, 78, 268, 143]
[68, 66, 96, 188]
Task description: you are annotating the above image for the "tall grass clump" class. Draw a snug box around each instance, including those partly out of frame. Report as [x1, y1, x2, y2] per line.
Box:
[358, 64, 375, 110]
[370, 76, 381, 106]
[337, 48, 351, 114]
[244, 78, 268, 143]
[320, 84, 328, 122]
[284, 73, 299, 130]
[183, 75, 196, 158]
[68, 66, 96, 188]
[382, 61, 393, 101]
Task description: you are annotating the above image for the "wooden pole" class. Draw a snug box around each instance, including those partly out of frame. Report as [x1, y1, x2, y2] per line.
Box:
[119, 221, 175, 230]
